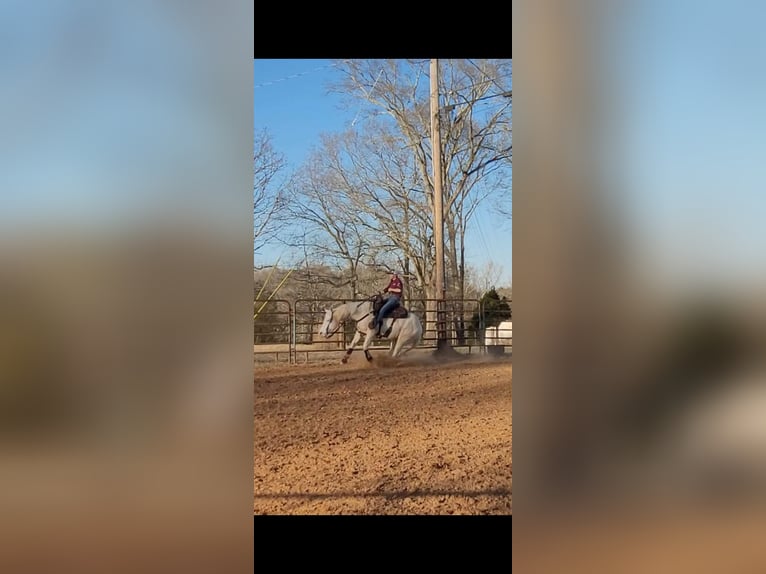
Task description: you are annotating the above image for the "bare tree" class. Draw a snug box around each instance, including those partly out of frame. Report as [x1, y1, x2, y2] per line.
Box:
[324, 125, 435, 299]
[282, 149, 375, 299]
[254, 128, 286, 253]
[284, 120, 433, 300]
[331, 59, 511, 285]
[465, 260, 506, 298]
[493, 184, 512, 224]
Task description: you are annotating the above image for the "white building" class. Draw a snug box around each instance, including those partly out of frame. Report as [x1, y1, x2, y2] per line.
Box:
[485, 320, 512, 347]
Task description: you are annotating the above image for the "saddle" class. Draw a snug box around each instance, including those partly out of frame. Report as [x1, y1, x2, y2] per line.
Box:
[368, 294, 408, 338]
[371, 294, 409, 319]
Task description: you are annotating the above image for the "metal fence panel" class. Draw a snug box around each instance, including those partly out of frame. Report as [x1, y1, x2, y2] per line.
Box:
[408, 298, 484, 350]
[253, 299, 292, 363]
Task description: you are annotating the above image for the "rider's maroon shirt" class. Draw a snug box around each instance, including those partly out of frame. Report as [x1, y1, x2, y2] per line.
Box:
[384, 276, 403, 295]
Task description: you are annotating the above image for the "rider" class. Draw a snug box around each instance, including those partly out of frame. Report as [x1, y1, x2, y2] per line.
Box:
[372, 272, 404, 335]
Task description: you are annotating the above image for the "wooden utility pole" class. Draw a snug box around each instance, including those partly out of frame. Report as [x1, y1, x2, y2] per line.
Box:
[430, 59, 447, 347]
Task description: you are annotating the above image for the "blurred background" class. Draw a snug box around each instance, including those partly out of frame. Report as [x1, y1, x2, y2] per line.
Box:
[514, 0, 766, 571]
[0, 1, 253, 572]
[5, 0, 766, 569]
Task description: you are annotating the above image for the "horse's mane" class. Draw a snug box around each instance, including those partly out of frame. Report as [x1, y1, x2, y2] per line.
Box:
[334, 299, 372, 322]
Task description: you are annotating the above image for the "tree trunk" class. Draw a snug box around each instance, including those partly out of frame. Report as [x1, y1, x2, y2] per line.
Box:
[350, 264, 357, 300]
[455, 246, 466, 345]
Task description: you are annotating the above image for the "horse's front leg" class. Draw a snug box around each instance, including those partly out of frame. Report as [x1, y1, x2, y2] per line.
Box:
[361, 327, 375, 362]
[341, 330, 363, 364]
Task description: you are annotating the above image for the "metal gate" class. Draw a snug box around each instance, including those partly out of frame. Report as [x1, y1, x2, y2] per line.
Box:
[253, 299, 292, 363]
[404, 298, 484, 351]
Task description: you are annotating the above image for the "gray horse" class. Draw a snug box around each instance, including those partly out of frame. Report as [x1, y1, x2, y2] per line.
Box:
[318, 300, 422, 363]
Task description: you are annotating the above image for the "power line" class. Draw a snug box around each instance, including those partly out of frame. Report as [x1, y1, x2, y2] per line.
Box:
[473, 211, 493, 261]
[466, 59, 512, 94]
[445, 76, 507, 99]
[443, 90, 512, 112]
[351, 68, 384, 127]
[254, 61, 349, 89]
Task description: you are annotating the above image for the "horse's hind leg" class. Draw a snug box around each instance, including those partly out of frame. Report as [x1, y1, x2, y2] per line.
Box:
[393, 329, 420, 359]
[391, 335, 410, 359]
[399, 340, 418, 358]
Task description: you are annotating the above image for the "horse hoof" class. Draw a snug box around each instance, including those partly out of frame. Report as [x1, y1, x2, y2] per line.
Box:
[341, 357, 348, 364]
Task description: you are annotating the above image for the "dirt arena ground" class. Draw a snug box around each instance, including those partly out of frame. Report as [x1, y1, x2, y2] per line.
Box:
[254, 349, 512, 515]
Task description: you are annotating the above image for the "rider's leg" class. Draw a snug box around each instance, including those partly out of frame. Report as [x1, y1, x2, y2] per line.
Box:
[372, 298, 388, 331]
[374, 295, 400, 333]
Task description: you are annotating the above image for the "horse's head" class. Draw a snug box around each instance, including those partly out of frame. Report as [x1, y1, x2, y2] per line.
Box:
[318, 308, 338, 338]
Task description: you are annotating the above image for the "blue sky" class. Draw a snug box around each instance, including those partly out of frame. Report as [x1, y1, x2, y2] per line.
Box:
[253, 59, 512, 286]
[613, 1, 766, 290]
[2, 2, 248, 236]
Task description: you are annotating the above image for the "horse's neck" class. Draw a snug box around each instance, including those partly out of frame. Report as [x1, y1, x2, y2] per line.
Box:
[336, 304, 355, 321]
[343, 301, 370, 322]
